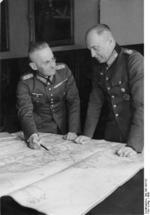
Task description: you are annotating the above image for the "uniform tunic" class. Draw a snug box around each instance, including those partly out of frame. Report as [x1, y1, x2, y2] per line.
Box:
[17, 63, 80, 139]
[84, 45, 144, 152]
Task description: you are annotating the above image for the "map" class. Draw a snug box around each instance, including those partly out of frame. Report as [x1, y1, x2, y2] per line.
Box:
[0, 132, 115, 195]
[0, 132, 144, 215]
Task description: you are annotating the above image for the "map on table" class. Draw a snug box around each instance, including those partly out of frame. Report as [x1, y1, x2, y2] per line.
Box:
[0, 132, 119, 195]
[0, 132, 144, 215]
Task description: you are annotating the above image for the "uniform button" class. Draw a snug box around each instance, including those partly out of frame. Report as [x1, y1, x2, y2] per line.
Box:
[118, 81, 122, 85]
[121, 88, 126, 92]
[105, 77, 109, 81]
[107, 86, 111, 91]
[100, 72, 103, 76]
[113, 104, 117, 108]
[49, 88, 51, 91]
[111, 95, 115, 99]
[47, 82, 50, 85]
[115, 113, 119, 117]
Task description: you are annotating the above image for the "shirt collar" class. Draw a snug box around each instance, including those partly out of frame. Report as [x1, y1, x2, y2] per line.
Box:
[36, 72, 54, 85]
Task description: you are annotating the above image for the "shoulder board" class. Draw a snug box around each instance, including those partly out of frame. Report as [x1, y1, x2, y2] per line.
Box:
[56, 64, 66, 70]
[123, 49, 133, 55]
[21, 73, 33, 80]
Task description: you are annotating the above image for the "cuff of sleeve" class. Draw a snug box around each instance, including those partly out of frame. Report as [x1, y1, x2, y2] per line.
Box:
[26, 132, 39, 143]
[127, 141, 144, 153]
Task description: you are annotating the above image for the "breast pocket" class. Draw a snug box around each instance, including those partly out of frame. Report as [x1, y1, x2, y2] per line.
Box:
[54, 79, 67, 100]
[31, 93, 44, 104]
[111, 80, 130, 102]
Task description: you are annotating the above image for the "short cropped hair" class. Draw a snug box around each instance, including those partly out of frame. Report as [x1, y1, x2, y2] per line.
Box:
[85, 24, 111, 40]
[28, 41, 50, 55]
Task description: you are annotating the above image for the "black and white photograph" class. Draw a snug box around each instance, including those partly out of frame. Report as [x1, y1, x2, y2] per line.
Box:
[0, 0, 146, 215]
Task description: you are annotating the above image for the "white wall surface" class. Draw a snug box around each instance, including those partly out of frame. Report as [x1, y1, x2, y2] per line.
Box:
[100, 0, 144, 45]
[74, 0, 98, 47]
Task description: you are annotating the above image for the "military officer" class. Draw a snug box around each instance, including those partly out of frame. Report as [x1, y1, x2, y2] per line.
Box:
[75, 24, 144, 157]
[17, 42, 80, 149]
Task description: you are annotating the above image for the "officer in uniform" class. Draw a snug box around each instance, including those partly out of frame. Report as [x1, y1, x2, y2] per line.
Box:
[17, 42, 80, 149]
[75, 24, 144, 157]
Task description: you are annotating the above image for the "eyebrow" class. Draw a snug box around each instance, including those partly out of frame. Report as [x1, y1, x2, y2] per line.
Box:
[90, 45, 100, 50]
[45, 57, 55, 62]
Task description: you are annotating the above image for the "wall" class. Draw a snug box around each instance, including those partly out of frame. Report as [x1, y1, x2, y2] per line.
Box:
[0, 0, 98, 59]
[74, 0, 98, 47]
[0, 0, 29, 59]
[0, 0, 143, 59]
[100, 0, 144, 45]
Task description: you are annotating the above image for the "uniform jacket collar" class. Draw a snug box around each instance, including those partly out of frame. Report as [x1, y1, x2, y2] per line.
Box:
[110, 45, 128, 86]
[36, 73, 55, 85]
[106, 43, 121, 69]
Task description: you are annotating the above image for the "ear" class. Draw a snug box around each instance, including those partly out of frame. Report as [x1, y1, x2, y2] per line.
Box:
[29, 62, 37, 71]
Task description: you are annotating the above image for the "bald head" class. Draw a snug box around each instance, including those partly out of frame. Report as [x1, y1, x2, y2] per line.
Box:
[85, 24, 116, 63]
[85, 24, 111, 40]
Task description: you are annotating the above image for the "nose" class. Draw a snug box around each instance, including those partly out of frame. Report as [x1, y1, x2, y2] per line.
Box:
[91, 49, 96, 58]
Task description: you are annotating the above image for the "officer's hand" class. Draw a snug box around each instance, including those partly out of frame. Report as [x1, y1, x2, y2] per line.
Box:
[74, 135, 91, 144]
[27, 133, 41, 149]
[63, 132, 77, 141]
[116, 146, 137, 157]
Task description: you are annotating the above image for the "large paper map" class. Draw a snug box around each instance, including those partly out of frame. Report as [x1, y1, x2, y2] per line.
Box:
[0, 132, 143, 215]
